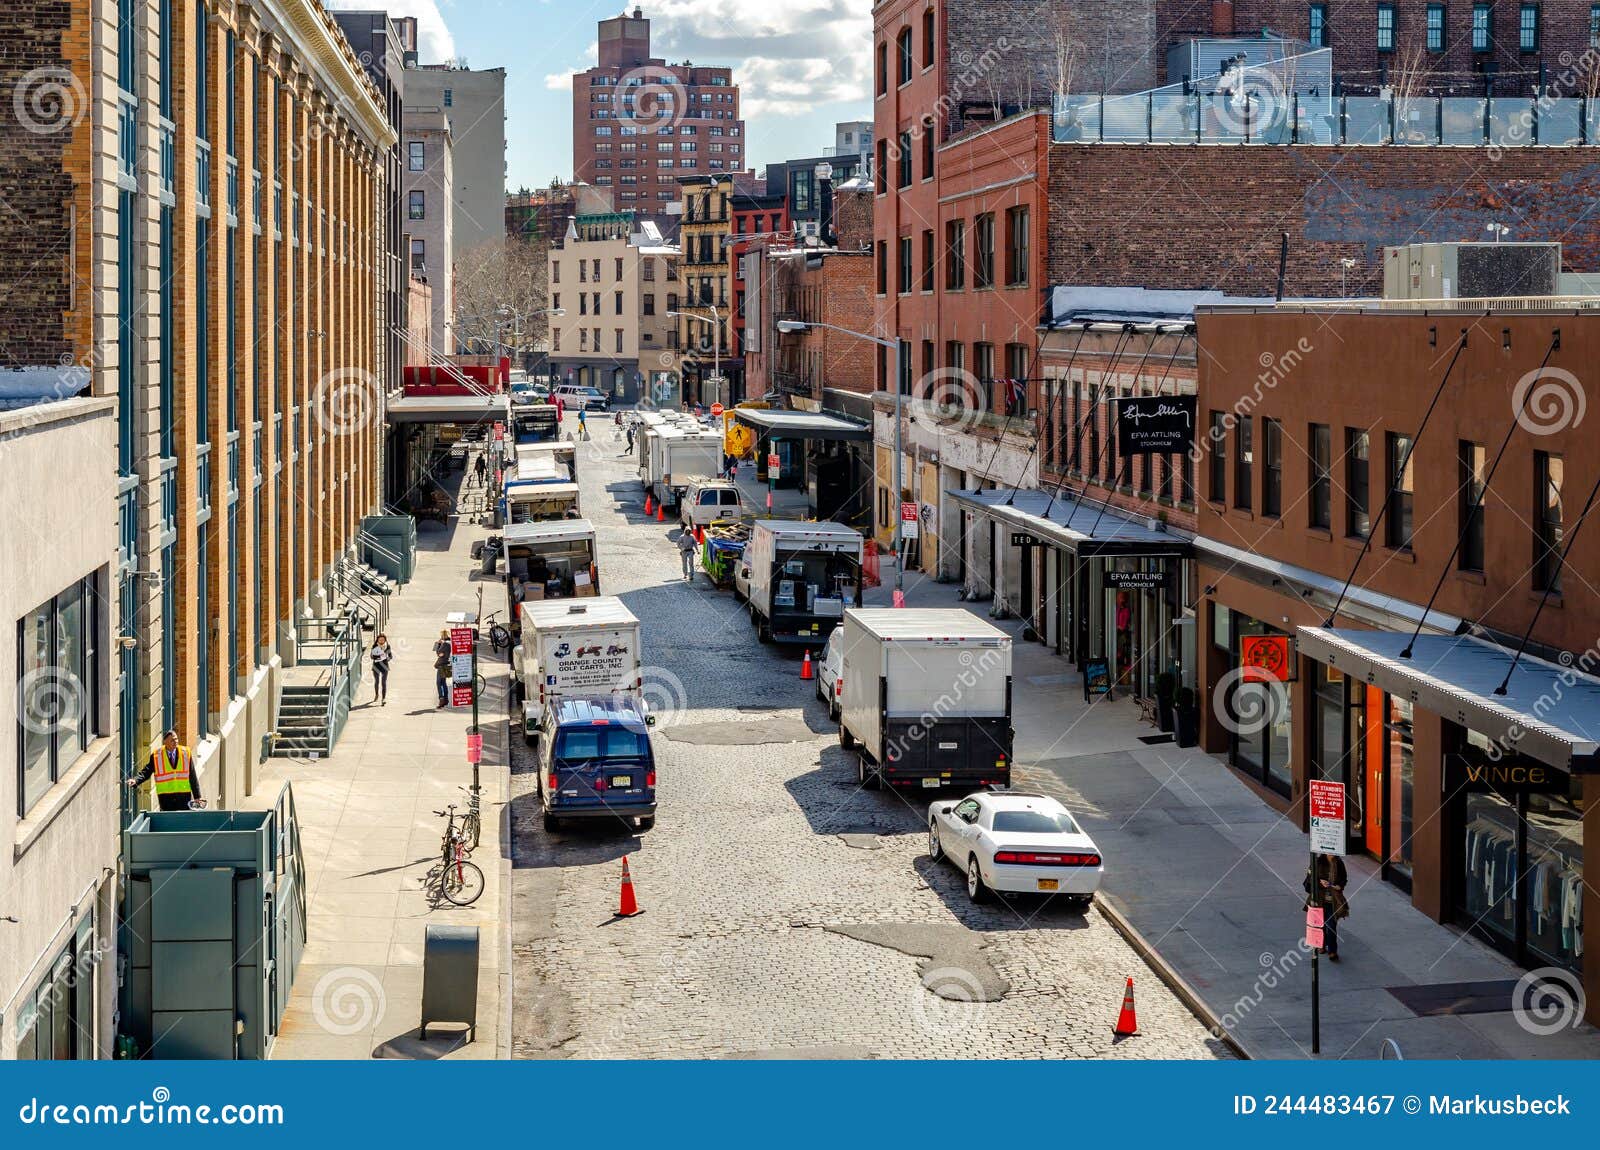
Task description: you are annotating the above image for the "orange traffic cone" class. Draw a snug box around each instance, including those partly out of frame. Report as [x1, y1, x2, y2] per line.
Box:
[1113, 976, 1140, 1037]
[617, 856, 641, 918]
[644, 493, 654, 516]
[800, 651, 814, 680]
[656, 501, 666, 522]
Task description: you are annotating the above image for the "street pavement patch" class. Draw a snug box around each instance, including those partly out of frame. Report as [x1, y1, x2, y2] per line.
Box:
[660, 717, 824, 745]
[823, 923, 1011, 1002]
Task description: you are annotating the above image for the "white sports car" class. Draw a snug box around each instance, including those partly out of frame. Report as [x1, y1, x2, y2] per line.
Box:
[927, 791, 1104, 906]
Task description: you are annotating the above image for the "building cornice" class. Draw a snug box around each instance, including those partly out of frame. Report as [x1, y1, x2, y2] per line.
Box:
[254, 0, 396, 152]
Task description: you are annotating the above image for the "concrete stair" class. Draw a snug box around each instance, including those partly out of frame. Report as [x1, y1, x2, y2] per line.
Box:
[269, 684, 334, 758]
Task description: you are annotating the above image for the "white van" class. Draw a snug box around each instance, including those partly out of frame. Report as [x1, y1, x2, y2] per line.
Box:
[679, 477, 743, 528]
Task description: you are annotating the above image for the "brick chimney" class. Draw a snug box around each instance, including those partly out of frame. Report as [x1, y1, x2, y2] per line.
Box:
[1211, 0, 1235, 36]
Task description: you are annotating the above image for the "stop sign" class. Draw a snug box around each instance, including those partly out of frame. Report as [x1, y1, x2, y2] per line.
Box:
[711, 403, 724, 417]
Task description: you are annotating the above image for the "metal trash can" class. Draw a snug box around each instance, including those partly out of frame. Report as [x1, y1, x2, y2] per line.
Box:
[420, 924, 479, 1042]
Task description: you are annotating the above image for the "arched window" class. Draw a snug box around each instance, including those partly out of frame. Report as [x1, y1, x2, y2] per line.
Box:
[922, 9, 935, 67]
[897, 27, 913, 85]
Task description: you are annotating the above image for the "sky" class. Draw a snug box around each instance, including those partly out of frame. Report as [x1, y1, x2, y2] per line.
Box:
[328, 0, 875, 191]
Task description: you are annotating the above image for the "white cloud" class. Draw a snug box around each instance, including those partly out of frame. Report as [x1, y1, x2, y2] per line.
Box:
[545, 69, 581, 92]
[325, 0, 456, 63]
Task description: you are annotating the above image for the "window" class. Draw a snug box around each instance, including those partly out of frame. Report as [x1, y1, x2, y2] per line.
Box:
[876, 240, 887, 294]
[1004, 206, 1030, 286]
[1309, 3, 1328, 46]
[1377, 3, 1396, 51]
[443, 87, 453, 107]
[1234, 417, 1253, 510]
[615, 329, 624, 353]
[1386, 433, 1414, 549]
[921, 229, 934, 292]
[1459, 441, 1486, 571]
[643, 293, 655, 316]
[945, 341, 965, 373]
[1209, 411, 1228, 502]
[972, 213, 995, 288]
[973, 342, 994, 387]
[408, 189, 424, 220]
[897, 27, 913, 85]
[1427, 3, 1446, 50]
[614, 291, 623, 315]
[1345, 428, 1370, 538]
[1309, 423, 1331, 529]
[921, 339, 934, 379]
[897, 131, 912, 187]
[1520, 3, 1540, 50]
[899, 339, 913, 394]
[410, 238, 425, 271]
[13, 916, 97, 1059]
[922, 121, 934, 181]
[17, 576, 100, 815]
[1473, 2, 1491, 49]
[408, 140, 424, 170]
[552, 261, 560, 284]
[923, 9, 935, 66]
[875, 139, 888, 193]
[1534, 451, 1564, 591]
[898, 236, 913, 294]
[1262, 418, 1283, 517]
[876, 41, 887, 95]
[944, 219, 966, 288]
[1592, 4, 1600, 47]
[615, 257, 624, 280]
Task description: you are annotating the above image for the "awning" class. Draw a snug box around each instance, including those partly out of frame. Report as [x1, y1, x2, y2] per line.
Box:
[732, 408, 871, 441]
[1297, 628, 1600, 773]
[386, 394, 502, 424]
[948, 488, 1190, 557]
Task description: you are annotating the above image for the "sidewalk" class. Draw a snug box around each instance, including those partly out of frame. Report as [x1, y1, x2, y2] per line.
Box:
[243, 465, 511, 1060]
[868, 563, 1600, 1060]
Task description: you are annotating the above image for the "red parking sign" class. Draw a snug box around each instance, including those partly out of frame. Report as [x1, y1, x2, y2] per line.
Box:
[451, 684, 474, 708]
[450, 626, 474, 655]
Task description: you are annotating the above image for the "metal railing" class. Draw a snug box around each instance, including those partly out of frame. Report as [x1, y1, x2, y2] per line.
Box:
[1054, 91, 1600, 147]
[392, 325, 496, 397]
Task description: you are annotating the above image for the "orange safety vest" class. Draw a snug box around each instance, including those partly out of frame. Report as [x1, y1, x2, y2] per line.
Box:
[151, 746, 194, 795]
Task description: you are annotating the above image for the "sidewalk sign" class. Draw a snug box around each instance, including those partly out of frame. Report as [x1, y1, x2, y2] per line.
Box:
[1309, 780, 1347, 855]
[451, 684, 474, 708]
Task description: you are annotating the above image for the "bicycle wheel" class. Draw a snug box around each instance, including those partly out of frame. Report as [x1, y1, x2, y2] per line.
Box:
[442, 859, 485, 906]
[461, 810, 481, 853]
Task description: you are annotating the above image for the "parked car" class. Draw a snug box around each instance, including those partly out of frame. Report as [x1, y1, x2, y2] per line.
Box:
[553, 384, 610, 411]
[926, 791, 1103, 907]
[815, 629, 843, 721]
[538, 695, 656, 833]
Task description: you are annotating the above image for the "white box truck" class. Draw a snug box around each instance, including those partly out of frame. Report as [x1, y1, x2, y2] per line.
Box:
[740, 520, 863, 646]
[648, 428, 722, 510]
[501, 519, 600, 637]
[513, 597, 644, 743]
[837, 608, 1014, 791]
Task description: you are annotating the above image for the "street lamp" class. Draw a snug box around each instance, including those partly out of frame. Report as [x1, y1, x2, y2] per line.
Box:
[777, 318, 905, 593]
[1486, 221, 1510, 244]
[667, 307, 723, 405]
[1339, 257, 1356, 299]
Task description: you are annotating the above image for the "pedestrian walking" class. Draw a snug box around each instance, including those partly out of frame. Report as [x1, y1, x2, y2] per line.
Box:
[625, 423, 636, 452]
[126, 730, 204, 811]
[724, 455, 739, 483]
[433, 629, 452, 708]
[577, 408, 589, 439]
[554, 395, 564, 422]
[370, 633, 393, 705]
[474, 454, 487, 487]
[677, 529, 698, 582]
[1305, 853, 1350, 960]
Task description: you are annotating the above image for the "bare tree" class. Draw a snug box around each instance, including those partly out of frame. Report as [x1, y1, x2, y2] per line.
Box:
[1053, 11, 1080, 101]
[452, 236, 551, 358]
[1389, 40, 1429, 142]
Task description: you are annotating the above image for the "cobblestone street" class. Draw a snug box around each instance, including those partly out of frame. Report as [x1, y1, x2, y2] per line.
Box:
[509, 418, 1231, 1060]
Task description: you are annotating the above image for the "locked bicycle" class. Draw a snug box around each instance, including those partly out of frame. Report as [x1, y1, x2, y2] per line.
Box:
[427, 805, 484, 907]
[458, 785, 482, 854]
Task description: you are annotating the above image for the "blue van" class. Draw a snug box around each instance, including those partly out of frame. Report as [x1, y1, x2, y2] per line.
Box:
[539, 696, 657, 832]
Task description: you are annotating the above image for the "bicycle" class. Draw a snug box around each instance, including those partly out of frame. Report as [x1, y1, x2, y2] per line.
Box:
[458, 785, 482, 853]
[483, 610, 511, 653]
[427, 805, 485, 906]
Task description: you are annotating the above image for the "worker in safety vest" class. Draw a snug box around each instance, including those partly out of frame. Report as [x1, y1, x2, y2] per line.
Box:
[126, 729, 205, 811]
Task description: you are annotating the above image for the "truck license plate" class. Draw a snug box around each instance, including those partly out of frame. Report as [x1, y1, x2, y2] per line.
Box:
[1036, 879, 1059, 892]
[921, 778, 941, 788]
[609, 775, 633, 788]
[938, 741, 958, 750]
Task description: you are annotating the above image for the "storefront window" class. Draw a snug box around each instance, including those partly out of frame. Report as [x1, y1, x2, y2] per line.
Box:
[1456, 729, 1584, 974]
[1225, 613, 1291, 797]
[1387, 697, 1414, 880]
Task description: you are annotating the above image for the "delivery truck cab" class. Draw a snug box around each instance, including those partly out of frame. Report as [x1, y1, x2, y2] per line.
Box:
[740, 520, 863, 646]
[514, 597, 644, 744]
[837, 608, 1014, 792]
[539, 696, 656, 832]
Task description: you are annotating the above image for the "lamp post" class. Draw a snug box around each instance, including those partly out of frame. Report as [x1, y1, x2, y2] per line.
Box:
[1339, 257, 1356, 298]
[1486, 221, 1509, 244]
[667, 307, 722, 407]
[777, 318, 904, 593]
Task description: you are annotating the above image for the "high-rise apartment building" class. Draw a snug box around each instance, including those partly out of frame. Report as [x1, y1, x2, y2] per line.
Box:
[571, 8, 745, 220]
[0, 0, 392, 1060]
[404, 62, 506, 257]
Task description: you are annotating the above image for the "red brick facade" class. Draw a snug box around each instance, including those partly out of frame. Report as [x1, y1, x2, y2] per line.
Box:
[1046, 143, 1600, 298]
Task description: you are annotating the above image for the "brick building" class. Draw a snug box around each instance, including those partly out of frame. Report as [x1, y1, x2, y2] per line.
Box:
[674, 173, 736, 406]
[0, 0, 392, 1060]
[571, 8, 745, 221]
[507, 183, 578, 245]
[1194, 299, 1600, 1021]
[729, 186, 788, 378]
